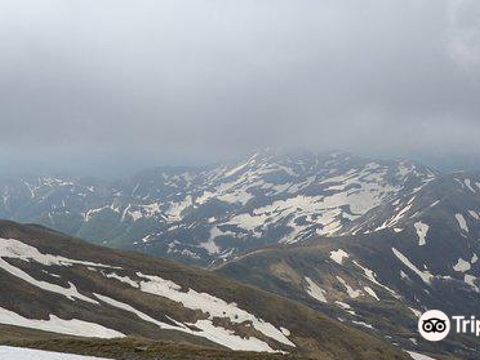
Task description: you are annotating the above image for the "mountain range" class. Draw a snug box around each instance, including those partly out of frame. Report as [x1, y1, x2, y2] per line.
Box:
[1, 149, 480, 359]
[0, 149, 439, 266]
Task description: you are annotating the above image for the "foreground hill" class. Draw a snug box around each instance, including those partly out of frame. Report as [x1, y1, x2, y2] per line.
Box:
[0, 338, 309, 360]
[0, 219, 409, 360]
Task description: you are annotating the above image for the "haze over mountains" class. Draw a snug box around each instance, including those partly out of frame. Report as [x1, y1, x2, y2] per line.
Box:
[1, 149, 480, 359]
[0, 149, 469, 265]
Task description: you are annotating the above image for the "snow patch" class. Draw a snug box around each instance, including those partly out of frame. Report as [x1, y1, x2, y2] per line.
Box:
[453, 258, 471, 273]
[165, 196, 192, 221]
[471, 253, 478, 264]
[94, 294, 194, 332]
[199, 226, 234, 255]
[102, 272, 140, 288]
[353, 261, 401, 299]
[97, 271, 295, 351]
[352, 320, 374, 329]
[334, 301, 356, 315]
[414, 221, 429, 246]
[0, 306, 123, 339]
[363, 286, 379, 301]
[392, 248, 433, 285]
[464, 179, 477, 193]
[0, 347, 113, 360]
[468, 210, 480, 220]
[408, 308, 422, 318]
[465, 274, 480, 292]
[0, 257, 97, 304]
[305, 277, 327, 303]
[455, 213, 469, 232]
[0, 238, 117, 268]
[407, 351, 438, 360]
[336, 276, 362, 298]
[330, 249, 349, 265]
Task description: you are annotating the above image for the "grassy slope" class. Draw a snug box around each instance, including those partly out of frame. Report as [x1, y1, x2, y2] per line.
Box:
[214, 236, 477, 360]
[0, 220, 410, 360]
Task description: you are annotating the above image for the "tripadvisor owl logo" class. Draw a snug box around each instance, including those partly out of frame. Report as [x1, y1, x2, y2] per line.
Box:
[419, 310, 480, 341]
[418, 310, 450, 341]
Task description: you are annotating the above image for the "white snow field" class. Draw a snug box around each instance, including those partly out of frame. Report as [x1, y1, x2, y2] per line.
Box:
[0, 346, 112, 360]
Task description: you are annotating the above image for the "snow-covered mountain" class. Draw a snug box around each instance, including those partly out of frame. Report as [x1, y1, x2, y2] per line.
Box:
[0, 219, 408, 360]
[0, 149, 438, 266]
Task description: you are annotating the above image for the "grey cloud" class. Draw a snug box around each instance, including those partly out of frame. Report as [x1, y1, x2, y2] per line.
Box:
[0, 0, 479, 174]
[446, 0, 480, 68]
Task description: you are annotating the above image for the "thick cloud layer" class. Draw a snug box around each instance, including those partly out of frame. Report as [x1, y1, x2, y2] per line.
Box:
[0, 0, 479, 174]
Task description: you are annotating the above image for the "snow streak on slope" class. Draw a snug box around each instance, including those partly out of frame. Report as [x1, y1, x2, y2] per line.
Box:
[134, 272, 296, 349]
[0, 238, 117, 268]
[455, 213, 469, 232]
[336, 276, 362, 298]
[93, 293, 186, 331]
[0, 307, 123, 338]
[305, 277, 327, 303]
[89, 268, 297, 352]
[0, 238, 105, 303]
[392, 248, 433, 285]
[0, 347, 113, 360]
[93, 293, 279, 352]
[407, 351, 438, 360]
[0, 257, 98, 304]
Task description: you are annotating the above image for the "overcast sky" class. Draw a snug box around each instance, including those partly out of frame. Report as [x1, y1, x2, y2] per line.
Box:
[0, 0, 479, 175]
